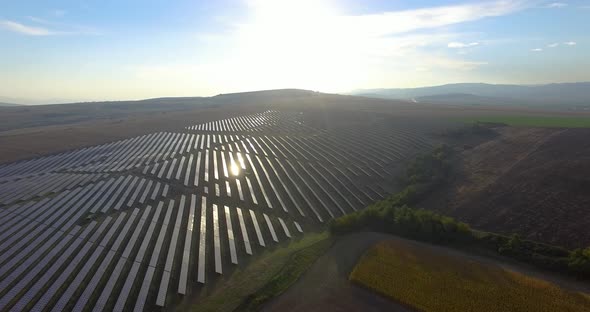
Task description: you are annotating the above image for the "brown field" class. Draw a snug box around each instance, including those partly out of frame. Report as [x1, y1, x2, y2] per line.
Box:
[0, 105, 264, 164]
[350, 239, 590, 312]
[422, 126, 590, 248]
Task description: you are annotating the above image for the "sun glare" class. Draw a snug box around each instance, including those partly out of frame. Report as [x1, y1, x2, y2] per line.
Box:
[234, 0, 364, 92]
[230, 162, 241, 176]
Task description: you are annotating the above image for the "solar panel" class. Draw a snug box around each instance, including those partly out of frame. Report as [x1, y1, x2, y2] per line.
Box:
[150, 182, 161, 200]
[148, 200, 174, 268]
[249, 210, 265, 247]
[122, 206, 151, 259]
[73, 250, 116, 310]
[155, 271, 171, 307]
[213, 204, 222, 274]
[113, 262, 140, 312]
[245, 154, 272, 208]
[50, 245, 105, 312]
[278, 217, 291, 238]
[134, 266, 156, 311]
[197, 196, 207, 283]
[136, 203, 162, 263]
[263, 213, 279, 243]
[294, 221, 303, 233]
[224, 206, 238, 264]
[92, 259, 125, 312]
[179, 194, 196, 295]
[236, 208, 252, 255]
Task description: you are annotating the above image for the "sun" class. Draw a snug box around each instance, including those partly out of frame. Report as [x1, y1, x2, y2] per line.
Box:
[230, 0, 364, 92]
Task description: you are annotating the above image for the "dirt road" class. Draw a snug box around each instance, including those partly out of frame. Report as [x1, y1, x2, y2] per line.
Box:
[262, 232, 412, 312]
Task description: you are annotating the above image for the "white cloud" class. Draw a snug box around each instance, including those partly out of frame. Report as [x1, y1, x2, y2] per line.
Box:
[0, 20, 53, 36]
[564, 41, 577, 45]
[52, 9, 67, 18]
[337, 0, 531, 37]
[545, 2, 568, 8]
[0, 18, 98, 36]
[547, 43, 559, 47]
[136, 0, 531, 92]
[27, 16, 49, 24]
[420, 56, 488, 70]
[448, 41, 480, 48]
[531, 48, 543, 51]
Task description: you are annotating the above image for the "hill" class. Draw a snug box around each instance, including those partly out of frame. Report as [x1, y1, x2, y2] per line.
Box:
[414, 93, 508, 106]
[422, 126, 590, 249]
[0, 102, 21, 107]
[2, 88, 589, 165]
[0, 89, 418, 164]
[352, 82, 590, 109]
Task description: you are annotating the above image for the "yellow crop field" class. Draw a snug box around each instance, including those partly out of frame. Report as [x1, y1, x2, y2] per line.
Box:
[350, 240, 590, 312]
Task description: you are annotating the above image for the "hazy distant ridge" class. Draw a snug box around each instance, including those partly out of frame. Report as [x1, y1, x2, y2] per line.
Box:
[351, 82, 590, 107]
[0, 102, 21, 107]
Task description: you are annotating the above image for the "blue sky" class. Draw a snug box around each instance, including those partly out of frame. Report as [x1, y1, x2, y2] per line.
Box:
[0, 0, 589, 103]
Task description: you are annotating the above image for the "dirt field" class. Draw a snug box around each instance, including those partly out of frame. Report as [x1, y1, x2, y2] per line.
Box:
[265, 232, 590, 312]
[423, 126, 590, 249]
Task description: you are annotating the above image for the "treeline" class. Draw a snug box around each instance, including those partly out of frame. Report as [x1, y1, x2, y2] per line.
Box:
[441, 122, 498, 139]
[330, 145, 590, 279]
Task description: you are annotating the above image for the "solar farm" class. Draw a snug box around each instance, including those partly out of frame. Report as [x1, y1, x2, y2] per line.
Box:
[0, 109, 437, 311]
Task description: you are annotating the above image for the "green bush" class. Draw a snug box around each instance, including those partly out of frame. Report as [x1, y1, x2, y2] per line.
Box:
[402, 145, 451, 189]
[330, 204, 472, 244]
[568, 248, 590, 275]
[443, 122, 498, 138]
[330, 145, 466, 243]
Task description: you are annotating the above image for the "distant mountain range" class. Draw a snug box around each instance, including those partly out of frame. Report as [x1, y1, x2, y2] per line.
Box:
[350, 82, 590, 109]
[0, 102, 21, 107]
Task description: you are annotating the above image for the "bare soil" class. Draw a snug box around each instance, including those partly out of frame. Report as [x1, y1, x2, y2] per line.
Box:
[423, 126, 590, 249]
[262, 232, 411, 312]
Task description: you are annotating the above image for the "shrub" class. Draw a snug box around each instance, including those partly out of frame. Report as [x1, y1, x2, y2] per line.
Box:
[568, 248, 590, 276]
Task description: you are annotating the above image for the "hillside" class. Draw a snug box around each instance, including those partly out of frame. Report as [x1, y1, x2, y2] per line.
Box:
[352, 82, 590, 109]
[422, 126, 590, 249]
[0, 89, 321, 133]
[0, 102, 20, 107]
[414, 93, 508, 106]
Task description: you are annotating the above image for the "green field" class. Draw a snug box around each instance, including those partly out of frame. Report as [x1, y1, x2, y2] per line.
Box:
[461, 116, 590, 128]
[180, 232, 331, 312]
[350, 239, 590, 312]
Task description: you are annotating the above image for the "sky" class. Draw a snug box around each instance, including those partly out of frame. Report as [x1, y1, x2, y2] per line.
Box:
[0, 0, 589, 103]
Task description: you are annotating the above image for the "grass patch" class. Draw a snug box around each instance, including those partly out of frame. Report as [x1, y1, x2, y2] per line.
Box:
[235, 236, 333, 311]
[186, 232, 331, 312]
[460, 116, 590, 128]
[350, 240, 590, 312]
